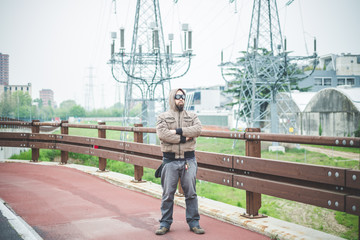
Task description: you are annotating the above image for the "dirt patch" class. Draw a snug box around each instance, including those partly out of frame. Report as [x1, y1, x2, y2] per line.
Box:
[301, 146, 359, 161]
[53, 156, 86, 164]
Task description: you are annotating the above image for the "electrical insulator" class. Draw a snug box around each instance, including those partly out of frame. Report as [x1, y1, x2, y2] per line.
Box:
[184, 32, 187, 51]
[284, 37, 287, 51]
[166, 45, 170, 55]
[153, 29, 159, 50]
[182, 24, 189, 31]
[111, 32, 117, 39]
[111, 40, 115, 56]
[314, 38, 317, 52]
[120, 28, 125, 49]
[188, 30, 192, 50]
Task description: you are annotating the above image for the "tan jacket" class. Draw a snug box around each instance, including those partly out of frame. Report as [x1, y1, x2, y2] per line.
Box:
[156, 88, 202, 159]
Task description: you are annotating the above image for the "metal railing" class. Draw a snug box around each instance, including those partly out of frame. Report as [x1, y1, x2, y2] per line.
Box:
[0, 120, 359, 237]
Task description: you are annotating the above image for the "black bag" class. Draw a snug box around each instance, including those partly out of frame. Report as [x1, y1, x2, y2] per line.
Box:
[155, 163, 163, 178]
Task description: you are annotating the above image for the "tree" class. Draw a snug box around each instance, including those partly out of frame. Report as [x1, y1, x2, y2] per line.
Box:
[59, 100, 76, 109]
[34, 98, 43, 109]
[69, 105, 86, 117]
[0, 91, 33, 120]
[224, 49, 310, 121]
[0, 93, 14, 117]
[55, 100, 78, 120]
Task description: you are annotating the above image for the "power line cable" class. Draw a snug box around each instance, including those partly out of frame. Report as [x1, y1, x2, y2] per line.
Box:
[298, 0, 309, 55]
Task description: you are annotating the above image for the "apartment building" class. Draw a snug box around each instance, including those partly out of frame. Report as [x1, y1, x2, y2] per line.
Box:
[299, 53, 360, 91]
[39, 89, 55, 107]
[0, 53, 9, 86]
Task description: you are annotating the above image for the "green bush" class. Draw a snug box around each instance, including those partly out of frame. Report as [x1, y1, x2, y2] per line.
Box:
[9, 150, 32, 160]
[9, 149, 60, 161]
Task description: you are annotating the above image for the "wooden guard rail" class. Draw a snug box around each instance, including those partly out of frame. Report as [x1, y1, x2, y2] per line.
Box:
[0, 120, 359, 235]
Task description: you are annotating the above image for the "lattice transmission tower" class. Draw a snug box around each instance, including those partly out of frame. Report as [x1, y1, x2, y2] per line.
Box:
[84, 66, 95, 112]
[109, 0, 193, 142]
[221, 0, 317, 134]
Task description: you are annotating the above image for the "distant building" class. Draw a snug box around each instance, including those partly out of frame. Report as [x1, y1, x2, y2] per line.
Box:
[184, 85, 233, 129]
[40, 89, 55, 107]
[299, 53, 360, 91]
[277, 87, 360, 137]
[0, 83, 32, 97]
[184, 85, 232, 112]
[0, 53, 9, 86]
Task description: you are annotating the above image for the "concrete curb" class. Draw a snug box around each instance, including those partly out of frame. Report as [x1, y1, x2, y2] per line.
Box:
[1, 159, 345, 240]
[0, 198, 43, 240]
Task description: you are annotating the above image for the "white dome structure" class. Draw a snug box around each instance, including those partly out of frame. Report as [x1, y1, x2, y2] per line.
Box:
[270, 88, 360, 136]
[301, 87, 360, 136]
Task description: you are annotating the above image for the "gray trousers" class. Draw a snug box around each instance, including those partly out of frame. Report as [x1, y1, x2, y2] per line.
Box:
[159, 157, 200, 229]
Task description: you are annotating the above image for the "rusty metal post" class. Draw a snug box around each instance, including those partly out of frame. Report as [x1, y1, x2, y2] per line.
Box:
[60, 120, 69, 164]
[31, 120, 40, 162]
[98, 121, 107, 171]
[245, 128, 262, 218]
[133, 124, 144, 181]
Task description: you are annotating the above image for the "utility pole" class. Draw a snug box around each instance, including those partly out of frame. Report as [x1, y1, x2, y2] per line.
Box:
[109, 0, 193, 143]
[84, 66, 95, 112]
[221, 0, 317, 135]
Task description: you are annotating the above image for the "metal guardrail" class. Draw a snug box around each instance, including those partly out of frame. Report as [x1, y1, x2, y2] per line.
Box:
[0, 120, 359, 238]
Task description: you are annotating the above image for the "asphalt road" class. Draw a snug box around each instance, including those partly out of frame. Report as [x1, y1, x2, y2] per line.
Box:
[0, 162, 269, 240]
[0, 210, 23, 240]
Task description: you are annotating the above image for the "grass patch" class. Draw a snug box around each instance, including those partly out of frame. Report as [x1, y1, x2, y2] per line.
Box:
[335, 212, 359, 240]
[197, 181, 246, 208]
[10, 149, 60, 162]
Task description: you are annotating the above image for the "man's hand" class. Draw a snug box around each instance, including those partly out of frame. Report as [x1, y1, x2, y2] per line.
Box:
[170, 129, 192, 141]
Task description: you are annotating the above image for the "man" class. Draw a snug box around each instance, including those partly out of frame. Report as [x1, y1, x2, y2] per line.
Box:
[155, 88, 204, 235]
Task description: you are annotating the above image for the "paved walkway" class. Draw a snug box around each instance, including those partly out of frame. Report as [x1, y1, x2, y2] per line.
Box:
[0, 160, 345, 240]
[0, 162, 268, 240]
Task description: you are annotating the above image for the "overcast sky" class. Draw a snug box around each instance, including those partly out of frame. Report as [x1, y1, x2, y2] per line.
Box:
[1, 0, 359, 109]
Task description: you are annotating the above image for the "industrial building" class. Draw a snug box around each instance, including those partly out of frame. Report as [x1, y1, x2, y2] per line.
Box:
[0, 83, 32, 97]
[299, 53, 360, 91]
[184, 86, 233, 130]
[276, 87, 360, 137]
[0, 53, 9, 86]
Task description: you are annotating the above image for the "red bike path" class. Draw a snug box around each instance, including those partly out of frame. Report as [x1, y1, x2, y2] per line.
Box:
[0, 162, 269, 240]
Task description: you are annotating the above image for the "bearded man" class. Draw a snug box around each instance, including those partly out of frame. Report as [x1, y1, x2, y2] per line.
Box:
[155, 88, 204, 235]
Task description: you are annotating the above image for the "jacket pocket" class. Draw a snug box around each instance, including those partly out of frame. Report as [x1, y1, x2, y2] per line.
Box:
[165, 117, 176, 129]
[183, 116, 193, 127]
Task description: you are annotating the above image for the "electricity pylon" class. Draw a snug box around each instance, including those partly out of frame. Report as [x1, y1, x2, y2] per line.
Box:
[84, 66, 95, 112]
[109, 0, 193, 142]
[221, 0, 317, 134]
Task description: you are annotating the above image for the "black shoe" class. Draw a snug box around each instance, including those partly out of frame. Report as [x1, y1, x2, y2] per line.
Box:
[155, 227, 169, 235]
[191, 226, 205, 234]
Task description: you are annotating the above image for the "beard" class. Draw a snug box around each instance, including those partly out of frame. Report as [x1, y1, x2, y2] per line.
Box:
[176, 103, 184, 111]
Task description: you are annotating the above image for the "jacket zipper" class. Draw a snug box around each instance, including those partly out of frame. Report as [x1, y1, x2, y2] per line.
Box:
[178, 112, 181, 158]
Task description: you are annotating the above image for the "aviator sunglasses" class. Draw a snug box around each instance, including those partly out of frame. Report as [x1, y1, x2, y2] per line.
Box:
[174, 94, 186, 100]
